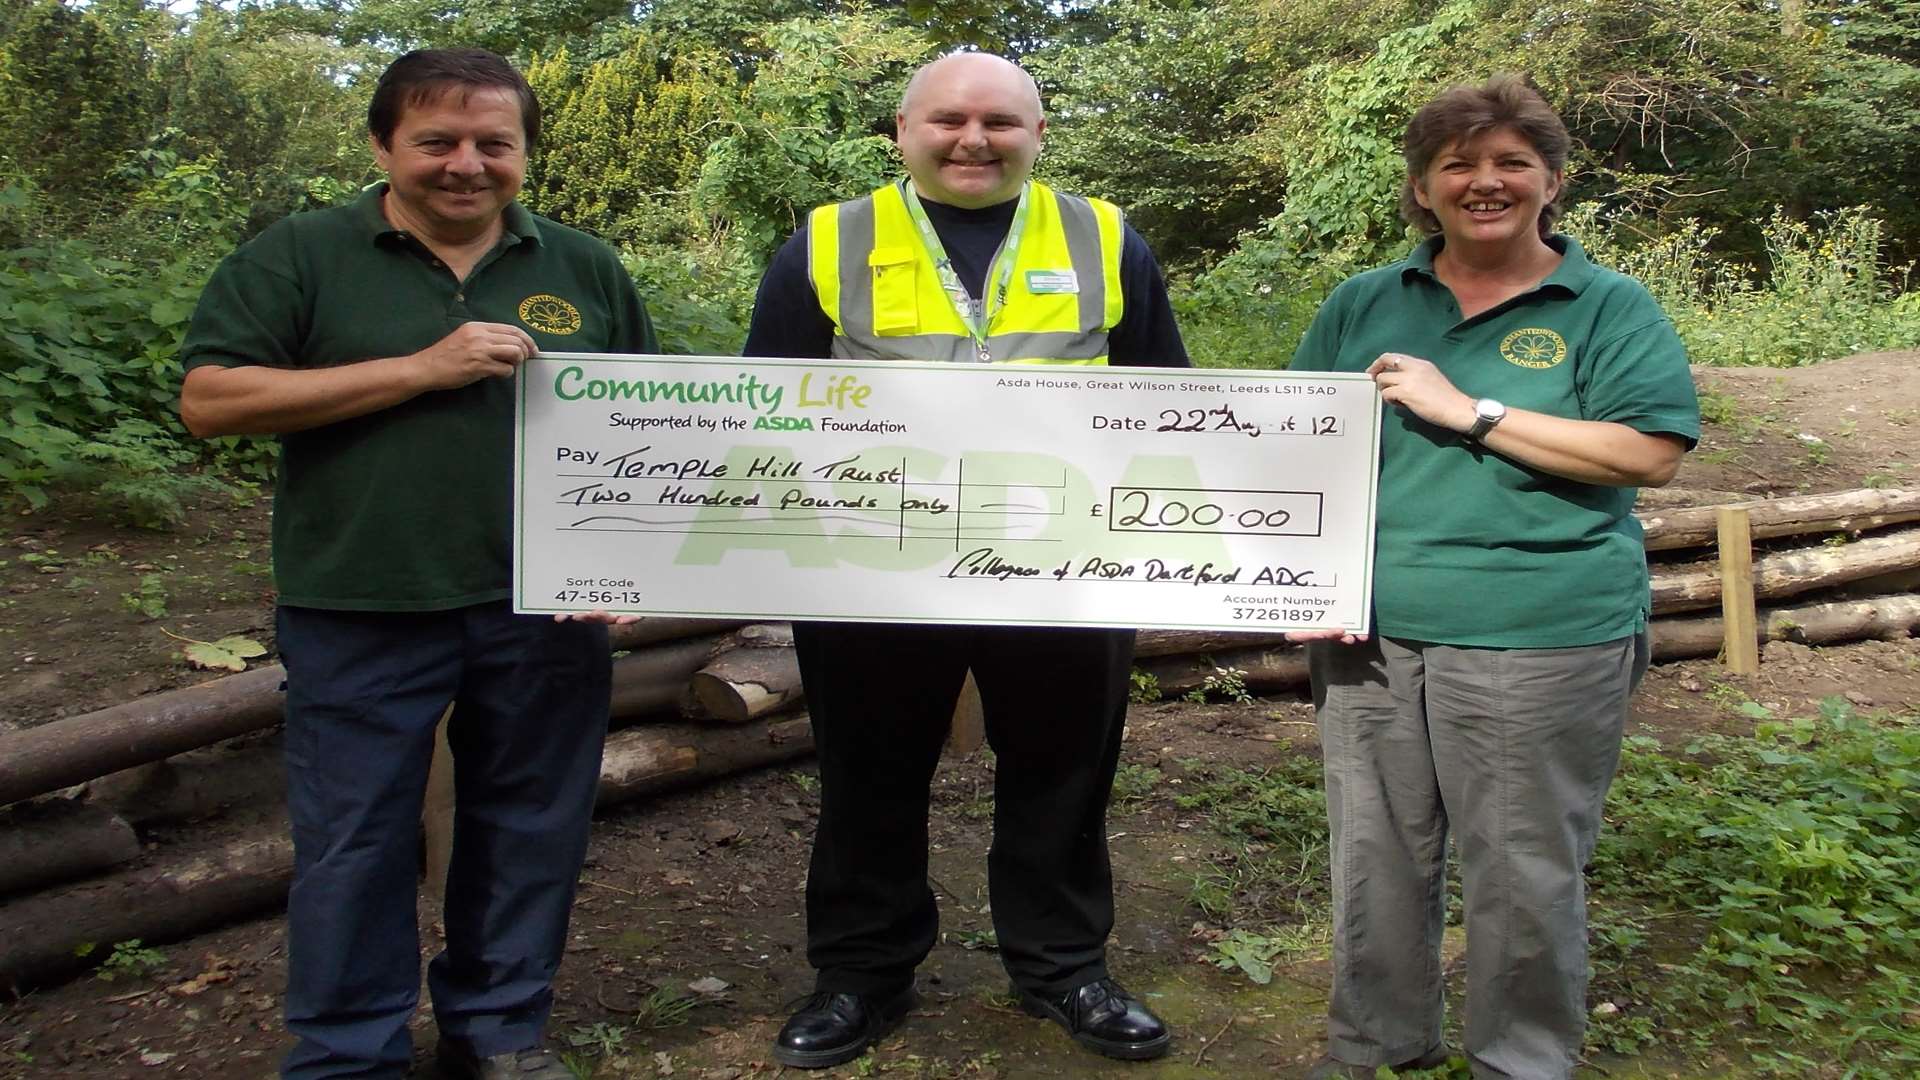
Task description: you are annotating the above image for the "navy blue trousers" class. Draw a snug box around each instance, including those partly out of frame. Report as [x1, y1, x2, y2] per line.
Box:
[792, 621, 1134, 998]
[275, 602, 610, 1079]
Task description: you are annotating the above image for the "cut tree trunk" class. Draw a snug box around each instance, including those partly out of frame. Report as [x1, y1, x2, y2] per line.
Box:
[1, 621, 749, 810]
[0, 801, 140, 898]
[1639, 488, 1920, 551]
[1134, 629, 1295, 658]
[1651, 528, 1920, 615]
[1136, 644, 1309, 696]
[597, 715, 814, 804]
[84, 743, 286, 826]
[609, 633, 737, 720]
[0, 667, 288, 809]
[1652, 594, 1920, 660]
[686, 647, 804, 723]
[0, 827, 295, 991]
[1, 713, 816, 990]
[607, 617, 749, 652]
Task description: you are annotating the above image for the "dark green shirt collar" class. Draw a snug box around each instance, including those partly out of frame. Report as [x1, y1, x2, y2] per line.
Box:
[348, 182, 543, 247]
[1401, 233, 1597, 296]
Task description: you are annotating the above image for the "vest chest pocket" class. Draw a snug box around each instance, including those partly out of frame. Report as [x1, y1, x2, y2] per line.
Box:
[869, 246, 919, 334]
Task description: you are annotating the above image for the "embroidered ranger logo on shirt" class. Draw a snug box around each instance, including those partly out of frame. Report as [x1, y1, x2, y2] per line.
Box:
[1499, 327, 1567, 369]
[518, 294, 582, 335]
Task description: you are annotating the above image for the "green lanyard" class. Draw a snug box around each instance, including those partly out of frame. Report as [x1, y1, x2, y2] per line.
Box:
[900, 180, 1032, 362]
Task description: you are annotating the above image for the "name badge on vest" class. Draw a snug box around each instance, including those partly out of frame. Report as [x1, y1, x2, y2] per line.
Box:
[1025, 269, 1079, 294]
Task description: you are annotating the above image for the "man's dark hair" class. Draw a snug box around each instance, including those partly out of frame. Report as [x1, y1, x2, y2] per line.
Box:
[367, 48, 540, 150]
[1399, 75, 1570, 240]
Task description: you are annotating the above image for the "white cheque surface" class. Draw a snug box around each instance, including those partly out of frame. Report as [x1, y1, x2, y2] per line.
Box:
[515, 354, 1380, 632]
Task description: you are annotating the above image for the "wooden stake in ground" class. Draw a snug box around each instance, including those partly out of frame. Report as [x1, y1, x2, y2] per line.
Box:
[421, 706, 456, 900]
[1717, 507, 1761, 674]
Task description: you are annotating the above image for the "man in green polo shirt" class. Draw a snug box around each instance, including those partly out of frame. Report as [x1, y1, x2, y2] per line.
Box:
[179, 48, 655, 1080]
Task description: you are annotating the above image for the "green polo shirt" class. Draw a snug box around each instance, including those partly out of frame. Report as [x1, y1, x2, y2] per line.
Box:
[182, 184, 658, 611]
[1290, 235, 1699, 647]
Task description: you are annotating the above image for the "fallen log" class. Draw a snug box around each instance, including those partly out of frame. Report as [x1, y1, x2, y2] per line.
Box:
[1651, 528, 1920, 615]
[0, 801, 140, 898]
[0, 666, 288, 809]
[1633, 487, 1747, 511]
[1136, 643, 1310, 696]
[0, 714, 816, 990]
[86, 743, 286, 826]
[0, 827, 295, 991]
[1651, 594, 1920, 660]
[598, 714, 814, 804]
[1, 628, 743, 810]
[1639, 488, 1920, 551]
[607, 617, 749, 652]
[687, 646, 804, 723]
[609, 632, 737, 720]
[1134, 629, 1294, 658]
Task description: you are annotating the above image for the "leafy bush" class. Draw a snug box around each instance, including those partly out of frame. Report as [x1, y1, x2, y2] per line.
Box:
[1589, 698, 1920, 1074]
[623, 233, 757, 358]
[0, 167, 270, 524]
[1567, 203, 1920, 367]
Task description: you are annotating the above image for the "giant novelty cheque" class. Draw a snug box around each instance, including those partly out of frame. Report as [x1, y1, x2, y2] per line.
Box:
[515, 354, 1380, 633]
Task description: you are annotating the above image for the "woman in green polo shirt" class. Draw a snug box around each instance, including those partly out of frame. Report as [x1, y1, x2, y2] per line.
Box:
[1288, 77, 1700, 1080]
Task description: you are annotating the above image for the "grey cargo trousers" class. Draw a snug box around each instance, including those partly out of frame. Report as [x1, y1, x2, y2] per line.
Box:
[1308, 632, 1648, 1079]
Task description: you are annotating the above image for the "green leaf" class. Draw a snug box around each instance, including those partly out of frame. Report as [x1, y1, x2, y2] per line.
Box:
[183, 635, 267, 672]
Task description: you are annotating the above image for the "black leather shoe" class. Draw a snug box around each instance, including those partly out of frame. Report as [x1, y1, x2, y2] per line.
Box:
[1015, 977, 1171, 1060]
[771, 985, 917, 1068]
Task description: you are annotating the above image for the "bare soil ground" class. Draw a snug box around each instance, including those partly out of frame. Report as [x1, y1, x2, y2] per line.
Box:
[2, 351, 1918, 1079]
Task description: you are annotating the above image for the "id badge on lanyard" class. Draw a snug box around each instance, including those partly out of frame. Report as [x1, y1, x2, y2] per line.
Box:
[900, 181, 1032, 363]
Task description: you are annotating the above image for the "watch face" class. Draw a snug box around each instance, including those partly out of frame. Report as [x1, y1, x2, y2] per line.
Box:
[1477, 399, 1506, 422]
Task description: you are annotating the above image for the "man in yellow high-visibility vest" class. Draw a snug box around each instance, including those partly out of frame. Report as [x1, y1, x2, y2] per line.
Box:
[743, 51, 1189, 1069]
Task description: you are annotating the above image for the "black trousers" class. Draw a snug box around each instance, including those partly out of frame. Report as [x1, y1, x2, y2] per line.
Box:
[792, 620, 1135, 998]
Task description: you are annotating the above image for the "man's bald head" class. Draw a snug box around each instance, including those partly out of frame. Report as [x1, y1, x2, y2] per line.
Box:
[899, 52, 1044, 121]
[894, 52, 1046, 208]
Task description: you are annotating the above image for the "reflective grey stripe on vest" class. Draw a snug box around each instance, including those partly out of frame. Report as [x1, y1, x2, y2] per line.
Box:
[830, 189, 1111, 364]
[829, 329, 1109, 362]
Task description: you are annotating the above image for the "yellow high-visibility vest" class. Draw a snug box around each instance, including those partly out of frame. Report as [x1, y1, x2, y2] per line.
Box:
[807, 180, 1126, 365]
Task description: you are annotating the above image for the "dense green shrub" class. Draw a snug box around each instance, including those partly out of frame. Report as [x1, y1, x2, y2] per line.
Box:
[1589, 698, 1920, 1074]
[1568, 204, 1920, 367]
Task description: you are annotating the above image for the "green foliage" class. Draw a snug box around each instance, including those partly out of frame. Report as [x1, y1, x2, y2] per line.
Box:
[623, 237, 756, 357]
[1109, 762, 1162, 806]
[1126, 668, 1161, 704]
[1173, 756, 1330, 925]
[1203, 923, 1331, 985]
[1183, 664, 1254, 705]
[91, 939, 166, 982]
[1588, 698, 1920, 1074]
[1027, 0, 1270, 265]
[563, 1021, 629, 1057]
[1568, 203, 1920, 367]
[524, 40, 739, 247]
[120, 572, 168, 619]
[0, 172, 260, 523]
[692, 14, 929, 260]
[1171, 1, 1479, 370]
[0, 0, 156, 219]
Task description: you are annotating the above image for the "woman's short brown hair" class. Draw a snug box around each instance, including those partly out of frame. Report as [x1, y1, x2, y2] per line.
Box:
[1399, 75, 1570, 239]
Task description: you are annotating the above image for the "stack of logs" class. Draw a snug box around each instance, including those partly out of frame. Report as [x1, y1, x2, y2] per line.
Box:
[3, 487, 1917, 990]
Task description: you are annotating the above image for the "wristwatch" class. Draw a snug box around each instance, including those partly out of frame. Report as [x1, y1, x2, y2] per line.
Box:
[1464, 398, 1507, 442]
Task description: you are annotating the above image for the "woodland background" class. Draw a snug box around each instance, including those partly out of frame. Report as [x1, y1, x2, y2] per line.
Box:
[2, 0, 1918, 522]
